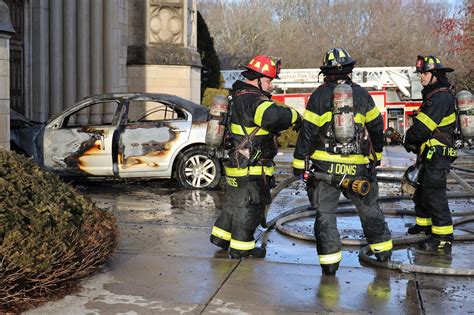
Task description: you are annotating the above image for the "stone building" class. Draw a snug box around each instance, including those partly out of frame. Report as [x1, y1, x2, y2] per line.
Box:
[0, 0, 201, 150]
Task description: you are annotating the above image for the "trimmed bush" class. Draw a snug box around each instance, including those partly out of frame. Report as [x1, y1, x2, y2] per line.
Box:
[0, 150, 117, 312]
[202, 87, 229, 107]
[277, 129, 299, 148]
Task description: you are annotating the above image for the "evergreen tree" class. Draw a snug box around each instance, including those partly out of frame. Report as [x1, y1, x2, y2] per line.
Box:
[197, 11, 221, 95]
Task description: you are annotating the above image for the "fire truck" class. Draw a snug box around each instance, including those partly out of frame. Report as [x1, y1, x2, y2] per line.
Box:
[222, 67, 423, 136]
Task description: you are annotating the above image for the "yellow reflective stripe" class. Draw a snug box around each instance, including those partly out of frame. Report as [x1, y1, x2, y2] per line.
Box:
[369, 151, 383, 161]
[432, 225, 454, 235]
[369, 240, 393, 253]
[354, 113, 365, 125]
[319, 251, 342, 265]
[254, 101, 273, 126]
[365, 106, 381, 124]
[248, 166, 274, 176]
[231, 123, 270, 136]
[438, 112, 456, 127]
[311, 150, 369, 164]
[421, 138, 448, 153]
[304, 110, 332, 127]
[224, 166, 274, 177]
[291, 108, 298, 124]
[416, 217, 432, 226]
[211, 226, 231, 241]
[293, 158, 305, 169]
[416, 112, 437, 131]
[428, 138, 446, 146]
[230, 239, 255, 251]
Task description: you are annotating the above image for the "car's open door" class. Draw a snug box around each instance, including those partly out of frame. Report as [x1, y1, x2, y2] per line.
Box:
[42, 100, 121, 176]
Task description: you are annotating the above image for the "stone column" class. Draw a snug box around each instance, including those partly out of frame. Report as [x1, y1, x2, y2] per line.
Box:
[127, 0, 201, 103]
[0, 1, 15, 150]
[49, 0, 63, 118]
[31, 0, 49, 122]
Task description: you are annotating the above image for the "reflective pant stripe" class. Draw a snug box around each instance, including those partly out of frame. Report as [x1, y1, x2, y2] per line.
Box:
[369, 240, 393, 253]
[416, 217, 432, 226]
[432, 225, 454, 235]
[211, 226, 231, 241]
[224, 166, 275, 177]
[230, 239, 255, 251]
[319, 251, 342, 265]
[311, 150, 369, 164]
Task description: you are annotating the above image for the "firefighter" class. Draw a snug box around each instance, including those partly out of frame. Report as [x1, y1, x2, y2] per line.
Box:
[293, 48, 392, 275]
[210, 55, 301, 259]
[404, 55, 456, 254]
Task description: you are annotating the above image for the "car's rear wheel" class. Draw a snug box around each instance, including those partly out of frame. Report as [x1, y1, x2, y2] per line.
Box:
[175, 146, 221, 189]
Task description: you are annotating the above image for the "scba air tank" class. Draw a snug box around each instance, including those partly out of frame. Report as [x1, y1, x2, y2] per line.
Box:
[333, 83, 355, 144]
[205, 95, 229, 149]
[457, 90, 474, 139]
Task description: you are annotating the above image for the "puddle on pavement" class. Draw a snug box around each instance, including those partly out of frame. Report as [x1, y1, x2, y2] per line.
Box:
[72, 155, 474, 271]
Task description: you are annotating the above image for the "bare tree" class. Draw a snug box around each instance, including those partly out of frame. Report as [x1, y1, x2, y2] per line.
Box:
[198, 0, 469, 86]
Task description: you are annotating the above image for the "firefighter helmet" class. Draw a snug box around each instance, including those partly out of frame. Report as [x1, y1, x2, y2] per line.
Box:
[242, 55, 281, 79]
[320, 48, 356, 73]
[415, 55, 454, 73]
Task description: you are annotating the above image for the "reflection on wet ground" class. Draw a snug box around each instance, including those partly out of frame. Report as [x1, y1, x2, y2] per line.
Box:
[28, 146, 474, 314]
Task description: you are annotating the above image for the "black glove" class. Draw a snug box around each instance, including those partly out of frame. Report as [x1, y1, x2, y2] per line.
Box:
[293, 167, 305, 178]
[292, 113, 302, 132]
[404, 142, 417, 153]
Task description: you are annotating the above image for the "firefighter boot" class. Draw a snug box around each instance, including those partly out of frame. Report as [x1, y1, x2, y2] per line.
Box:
[418, 235, 452, 254]
[229, 246, 266, 259]
[407, 224, 432, 235]
[375, 250, 392, 262]
[210, 235, 229, 250]
[321, 262, 340, 276]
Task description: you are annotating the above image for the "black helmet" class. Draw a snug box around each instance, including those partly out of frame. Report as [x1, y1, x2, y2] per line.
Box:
[415, 55, 454, 73]
[320, 48, 356, 74]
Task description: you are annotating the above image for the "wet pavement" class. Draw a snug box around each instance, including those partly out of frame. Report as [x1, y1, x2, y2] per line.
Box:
[27, 146, 474, 314]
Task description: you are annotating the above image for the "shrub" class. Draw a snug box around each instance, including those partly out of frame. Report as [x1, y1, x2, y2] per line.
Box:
[277, 129, 299, 148]
[202, 87, 229, 107]
[0, 150, 117, 312]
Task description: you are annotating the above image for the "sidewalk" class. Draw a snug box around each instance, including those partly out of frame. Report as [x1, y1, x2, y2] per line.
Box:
[27, 146, 474, 314]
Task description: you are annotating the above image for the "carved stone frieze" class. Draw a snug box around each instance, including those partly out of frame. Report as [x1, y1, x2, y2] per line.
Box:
[149, 3, 183, 45]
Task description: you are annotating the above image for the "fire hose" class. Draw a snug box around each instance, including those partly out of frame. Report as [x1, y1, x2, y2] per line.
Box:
[260, 172, 474, 276]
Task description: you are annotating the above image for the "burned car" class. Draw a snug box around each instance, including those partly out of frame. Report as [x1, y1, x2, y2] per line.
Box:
[10, 93, 222, 189]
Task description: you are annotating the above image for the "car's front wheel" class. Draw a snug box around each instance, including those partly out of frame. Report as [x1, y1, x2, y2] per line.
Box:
[175, 146, 221, 189]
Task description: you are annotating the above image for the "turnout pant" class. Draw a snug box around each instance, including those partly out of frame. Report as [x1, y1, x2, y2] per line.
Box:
[311, 178, 392, 265]
[413, 154, 453, 239]
[211, 174, 272, 256]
